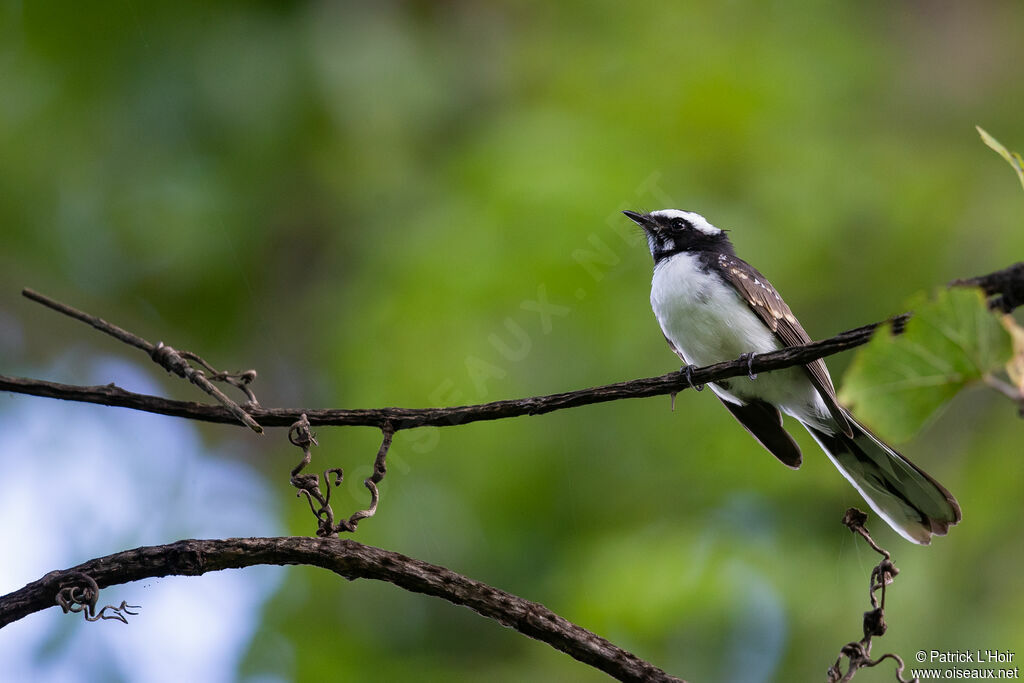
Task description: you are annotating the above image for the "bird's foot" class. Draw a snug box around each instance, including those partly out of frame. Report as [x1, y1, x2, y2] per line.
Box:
[740, 353, 758, 380]
[680, 364, 704, 391]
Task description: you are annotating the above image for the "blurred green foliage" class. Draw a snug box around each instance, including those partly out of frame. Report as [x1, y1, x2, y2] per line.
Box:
[840, 288, 1012, 443]
[3, 1, 1024, 681]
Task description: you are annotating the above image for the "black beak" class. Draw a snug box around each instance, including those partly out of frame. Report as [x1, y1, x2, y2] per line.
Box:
[622, 210, 649, 226]
[622, 210, 654, 232]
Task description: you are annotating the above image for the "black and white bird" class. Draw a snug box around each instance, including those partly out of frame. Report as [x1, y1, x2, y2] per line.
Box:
[623, 208, 961, 544]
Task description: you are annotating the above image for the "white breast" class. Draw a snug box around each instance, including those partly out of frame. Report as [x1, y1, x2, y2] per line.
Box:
[651, 252, 780, 368]
[650, 252, 829, 421]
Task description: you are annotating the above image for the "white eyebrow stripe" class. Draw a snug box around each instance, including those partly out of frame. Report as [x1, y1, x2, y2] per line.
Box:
[650, 209, 722, 236]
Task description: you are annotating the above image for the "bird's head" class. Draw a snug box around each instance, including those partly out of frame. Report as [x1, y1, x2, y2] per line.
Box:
[622, 209, 732, 264]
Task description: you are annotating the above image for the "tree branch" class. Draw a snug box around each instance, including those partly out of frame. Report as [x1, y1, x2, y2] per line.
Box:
[952, 261, 1024, 313]
[7, 261, 1020, 433]
[0, 537, 683, 683]
[21, 288, 264, 433]
[0, 315, 905, 430]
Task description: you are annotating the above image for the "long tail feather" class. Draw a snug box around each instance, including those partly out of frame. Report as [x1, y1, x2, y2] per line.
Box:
[805, 416, 961, 544]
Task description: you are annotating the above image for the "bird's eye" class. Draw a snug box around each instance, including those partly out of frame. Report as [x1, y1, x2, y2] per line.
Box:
[671, 217, 692, 230]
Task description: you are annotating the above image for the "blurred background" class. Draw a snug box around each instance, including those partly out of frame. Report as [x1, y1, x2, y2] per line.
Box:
[2, 1, 1023, 681]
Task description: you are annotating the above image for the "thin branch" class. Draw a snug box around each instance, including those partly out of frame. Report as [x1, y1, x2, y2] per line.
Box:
[8, 260, 1021, 433]
[22, 288, 152, 352]
[0, 315, 907, 430]
[21, 288, 263, 433]
[0, 537, 684, 683]
[951, 261, 1024, 313]
[983, 374, 1023, 403]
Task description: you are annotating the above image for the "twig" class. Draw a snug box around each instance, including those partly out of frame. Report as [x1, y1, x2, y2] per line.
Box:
[21, 288, 263, 433]
[342, 423, 393, 531]
[53, 571, 140, 624]
[179, 350, 260, 406]
[827, 509, 916, 683]
[21, 289, 153, 352]
[287, 415, 396, 535]
[951, 261, 1024, 313]
[0, 537, 684, 683]
[983, 374, 1023, 403]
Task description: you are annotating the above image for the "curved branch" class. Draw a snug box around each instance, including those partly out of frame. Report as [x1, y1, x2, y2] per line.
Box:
[0, 537, 683, 683]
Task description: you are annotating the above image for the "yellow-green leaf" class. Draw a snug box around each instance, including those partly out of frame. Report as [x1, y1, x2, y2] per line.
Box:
[838, 287, 1012, 442]
[977, 125, 1024, 191]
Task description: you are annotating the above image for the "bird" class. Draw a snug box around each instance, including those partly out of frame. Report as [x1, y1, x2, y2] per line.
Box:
[623, 208, 961, 544]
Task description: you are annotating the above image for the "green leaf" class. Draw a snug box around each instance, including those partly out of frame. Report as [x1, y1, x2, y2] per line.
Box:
[838, 287, 1012, 442]
[977, 125, 1024, 191]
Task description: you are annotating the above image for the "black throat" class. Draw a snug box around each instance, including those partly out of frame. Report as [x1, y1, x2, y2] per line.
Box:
[652, 231, 736, 267]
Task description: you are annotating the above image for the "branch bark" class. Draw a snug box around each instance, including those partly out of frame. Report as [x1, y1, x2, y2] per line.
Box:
[6, 260, 1020, 433]
[0, 537, 683, 683]
[21, 288, 263, 433]
[0, 314, 905, 430]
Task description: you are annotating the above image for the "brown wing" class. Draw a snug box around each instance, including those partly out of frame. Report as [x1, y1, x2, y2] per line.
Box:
[714, 253, 853, 436]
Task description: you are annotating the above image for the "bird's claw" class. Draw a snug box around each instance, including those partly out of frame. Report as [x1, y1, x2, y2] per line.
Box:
[681, 364, 704, 391]
[740, 353, 758, 380]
